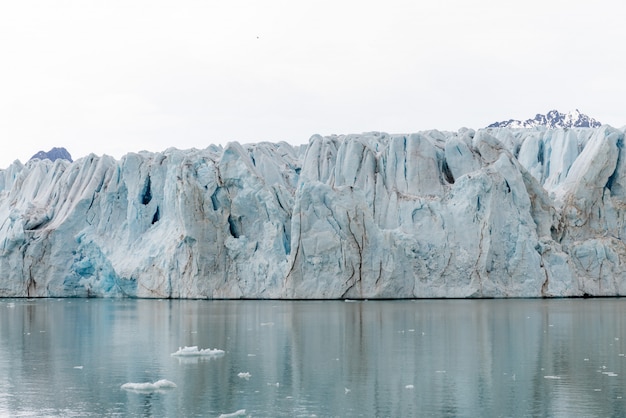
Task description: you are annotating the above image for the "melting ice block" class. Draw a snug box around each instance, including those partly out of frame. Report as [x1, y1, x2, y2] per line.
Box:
[218, 410, 246, 418]
[171, 346, 225, 357]
[121, 379, 177, 392]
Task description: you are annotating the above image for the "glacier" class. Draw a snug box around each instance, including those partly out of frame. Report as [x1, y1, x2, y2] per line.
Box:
[1, 126, 626, 299]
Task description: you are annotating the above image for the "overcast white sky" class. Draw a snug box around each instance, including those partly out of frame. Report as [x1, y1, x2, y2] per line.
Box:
[1, 0, 625, 168]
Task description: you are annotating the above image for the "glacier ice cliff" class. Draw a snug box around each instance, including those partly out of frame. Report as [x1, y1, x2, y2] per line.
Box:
[1, 126, 626, 298]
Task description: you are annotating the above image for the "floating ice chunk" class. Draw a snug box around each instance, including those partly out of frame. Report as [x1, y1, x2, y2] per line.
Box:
[260, 322, 274, 327]
[543, 375, 561, 379]
[344, 387, 351, 394]
[171, 346, 225, 357]
[405, 384, 414, 389]
[73, 366, 83, 369]
[238, 372, 251, 380]
[267, 382, 279, 387]
[218, 409, 246, 418]
[121, 379, 177, 393]
[602, 372, 618, 377]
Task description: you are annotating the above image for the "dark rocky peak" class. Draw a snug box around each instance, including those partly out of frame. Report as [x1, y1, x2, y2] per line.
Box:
[29, 147, 73, 163]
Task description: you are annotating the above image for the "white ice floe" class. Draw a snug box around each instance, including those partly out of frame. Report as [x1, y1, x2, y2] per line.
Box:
[543, 375, 561, 379]
[171, 346, 225, 357]
[238, 372, 251, 380]
[405, 385, 414, 389]
[218, 409, 246, 418]
[73, 366, 83, 369]
[121, 379, 177, 392]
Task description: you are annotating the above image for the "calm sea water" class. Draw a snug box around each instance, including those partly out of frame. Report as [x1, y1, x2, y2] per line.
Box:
[1, 298, 625, 417]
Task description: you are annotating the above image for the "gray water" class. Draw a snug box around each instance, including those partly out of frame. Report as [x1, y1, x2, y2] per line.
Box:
[0, 298, 625, 417]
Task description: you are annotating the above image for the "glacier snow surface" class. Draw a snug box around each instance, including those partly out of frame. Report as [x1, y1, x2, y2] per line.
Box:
[1, 127, 625, 298]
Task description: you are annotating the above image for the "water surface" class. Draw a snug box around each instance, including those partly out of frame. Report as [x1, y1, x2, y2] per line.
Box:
[1, 298, 625, 417]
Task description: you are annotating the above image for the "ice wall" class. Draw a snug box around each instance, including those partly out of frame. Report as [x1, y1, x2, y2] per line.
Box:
[1, 127, 625, 298]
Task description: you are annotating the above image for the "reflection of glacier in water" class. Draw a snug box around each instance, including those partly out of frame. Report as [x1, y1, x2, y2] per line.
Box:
[1, 298, 626, 417]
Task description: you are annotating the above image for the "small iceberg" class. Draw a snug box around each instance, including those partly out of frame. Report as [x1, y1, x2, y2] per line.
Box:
[238, 372, 251, 380]
[171, 346, 225, 357]
[218, 409, 246, 418]
[121, 379, 177, 393]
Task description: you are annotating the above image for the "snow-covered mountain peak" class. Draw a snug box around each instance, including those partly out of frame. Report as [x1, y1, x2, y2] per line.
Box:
[488, 109, 601, 129]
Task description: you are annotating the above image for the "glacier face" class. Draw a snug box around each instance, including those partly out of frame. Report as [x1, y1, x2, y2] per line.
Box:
[1, 127, 626, 299]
